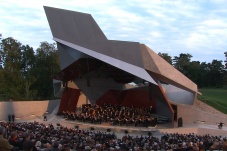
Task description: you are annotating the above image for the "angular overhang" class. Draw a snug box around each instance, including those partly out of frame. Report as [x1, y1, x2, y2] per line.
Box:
[44, 6, 198, 94]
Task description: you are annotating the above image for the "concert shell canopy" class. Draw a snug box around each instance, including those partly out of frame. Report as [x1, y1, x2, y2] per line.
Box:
[44, 6, 198, 127]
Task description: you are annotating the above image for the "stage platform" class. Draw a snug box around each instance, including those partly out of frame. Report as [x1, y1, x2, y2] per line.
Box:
[60, 119, 227, 138]
[59, 119, 164, 138]
[62, 119, 158, 132]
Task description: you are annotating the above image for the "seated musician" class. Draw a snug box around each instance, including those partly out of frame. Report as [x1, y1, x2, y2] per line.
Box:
[62, 111, 67, 118]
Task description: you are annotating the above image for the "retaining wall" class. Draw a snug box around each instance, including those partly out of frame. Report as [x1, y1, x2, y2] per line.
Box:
[0, 100, 60, 121]
[177, 104, 227, 125]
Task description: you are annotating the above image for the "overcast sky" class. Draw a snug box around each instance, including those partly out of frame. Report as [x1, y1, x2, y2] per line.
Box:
[0, 0, 227, 63]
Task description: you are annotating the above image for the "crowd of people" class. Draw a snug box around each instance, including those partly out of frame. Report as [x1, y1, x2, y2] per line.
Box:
[62, 104, 157, 127]
[1, 121, 227, 151]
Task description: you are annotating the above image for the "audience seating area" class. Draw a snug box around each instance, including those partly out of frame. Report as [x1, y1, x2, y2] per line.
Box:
[0, 121, 227, 151]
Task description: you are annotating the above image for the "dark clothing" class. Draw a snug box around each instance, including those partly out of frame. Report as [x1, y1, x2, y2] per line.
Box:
[47, 148, 61, 151]
[12, 115, 15, 123]
[18, 138, 25, 150]
[44, 115, 47, 121]
[9, 138, 19, 147]
[8, 115, 11, 123]
[22, 140, 33, 151]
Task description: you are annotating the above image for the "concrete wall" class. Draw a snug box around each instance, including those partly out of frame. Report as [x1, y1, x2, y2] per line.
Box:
[177, 104, 227, 125]
[0, 100, 60, 121]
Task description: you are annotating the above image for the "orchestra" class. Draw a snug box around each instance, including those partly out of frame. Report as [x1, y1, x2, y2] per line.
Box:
[62, 104, 157, 127]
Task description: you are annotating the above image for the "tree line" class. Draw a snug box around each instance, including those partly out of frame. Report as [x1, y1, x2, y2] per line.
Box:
[0, 37, 226, 100]
[158, 52, 227, 88]
[0, 37, 60, 100]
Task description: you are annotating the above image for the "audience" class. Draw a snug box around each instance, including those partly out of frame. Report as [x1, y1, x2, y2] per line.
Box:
[0, 121, 227, 151]
[22, 140, 33, 151]
[0, 126, 14, 151]
[9, 131, 20, 149]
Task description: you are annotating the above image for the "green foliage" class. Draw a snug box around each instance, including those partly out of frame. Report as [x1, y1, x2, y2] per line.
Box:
[198, 87, 227, 114]
[158, 52, 225, 88]
[158, 52, 172, 65]
[186, 61, 201, 85]
[173, 53, 192, 75]
[30, 42, 60, 100]
[0, 38, 24, 100]
[0, 37, 60, 100]
[171, 53, 224, 88]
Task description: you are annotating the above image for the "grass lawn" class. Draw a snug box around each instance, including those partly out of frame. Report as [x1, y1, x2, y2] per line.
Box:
[198, 86, 227, 114]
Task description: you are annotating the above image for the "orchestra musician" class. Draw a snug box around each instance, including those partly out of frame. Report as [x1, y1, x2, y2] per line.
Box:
[62, 104, 157, 128]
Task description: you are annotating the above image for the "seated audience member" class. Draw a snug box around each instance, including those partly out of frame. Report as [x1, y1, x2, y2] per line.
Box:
[9, 131, 19, 147]
[19, 132, 31, 150]
[47, 141, 61, 151]
[1, 120, 227, 151]
[23, 140, 34, 151]
[210, 139, 221, 151]
[0, 126, 14, 151]
[35, 141, 42, 150]
[9, 131, 20, 151]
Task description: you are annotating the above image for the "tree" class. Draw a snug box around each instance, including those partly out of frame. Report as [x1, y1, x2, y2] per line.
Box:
[158, 52, 172, 65]
[0, 37, 24, 100]
[223, 52, 227, 85]
[173, 53, 192, 76]
[20, 45, 37, 99]
[198, 62, 210, 87]
[209, 60, 224, 87]
[0, 38, 60, 100]
[30, 42, 60, 99]
[186, 61, 201, 85]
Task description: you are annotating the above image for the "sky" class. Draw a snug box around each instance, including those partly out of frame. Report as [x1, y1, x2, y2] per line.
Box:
[0, 0, 227, 63]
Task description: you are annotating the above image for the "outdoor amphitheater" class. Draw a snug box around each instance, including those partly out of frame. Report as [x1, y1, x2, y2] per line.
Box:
[1, 6, 227, 151]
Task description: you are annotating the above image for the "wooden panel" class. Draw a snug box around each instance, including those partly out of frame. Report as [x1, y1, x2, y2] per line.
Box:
[96, 89, 156, 110]
[58, 88, 72, 113]
[121, 90, 153, 108]
[96, 90, 122, 106]
[67, 89, 81, 112]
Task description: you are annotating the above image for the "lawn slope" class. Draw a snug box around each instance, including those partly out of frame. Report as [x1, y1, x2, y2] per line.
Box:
[198, 86, 227, 114]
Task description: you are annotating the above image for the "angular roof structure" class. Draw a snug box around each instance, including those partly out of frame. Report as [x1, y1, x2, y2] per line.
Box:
[44, 6, 197, 93]
[44, 6, 198, 126]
